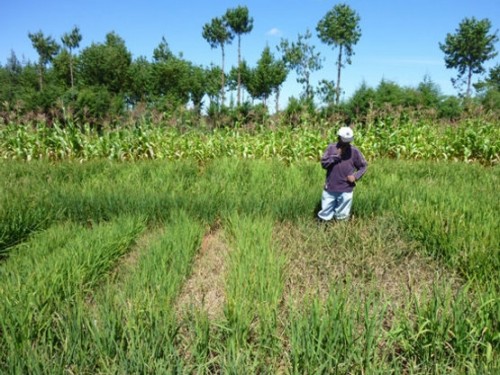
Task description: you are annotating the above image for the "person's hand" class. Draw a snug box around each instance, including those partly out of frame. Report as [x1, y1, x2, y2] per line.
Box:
[347, 175, 356, 183]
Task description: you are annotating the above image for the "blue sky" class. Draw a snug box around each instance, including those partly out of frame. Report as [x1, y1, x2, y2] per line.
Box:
[1, 0, 499, 107]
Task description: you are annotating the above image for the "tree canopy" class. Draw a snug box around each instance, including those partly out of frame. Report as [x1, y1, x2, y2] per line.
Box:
[439, 17, 498, 97]
[317, 3, 361, 105]
[279, 30, 323, 102]
[202, 17, 234, 104]
[224, 6, 253, 105]
[28, 31, 60, 91]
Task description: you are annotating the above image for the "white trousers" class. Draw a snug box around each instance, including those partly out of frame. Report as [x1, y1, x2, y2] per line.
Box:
[317, 190, 353, 221]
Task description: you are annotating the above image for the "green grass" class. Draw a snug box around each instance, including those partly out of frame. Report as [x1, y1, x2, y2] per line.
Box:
[219, 215, 286, 371]
[80, 213, 204, 374]
[0, 158, 498, 373]
[0, 216, 145, 372]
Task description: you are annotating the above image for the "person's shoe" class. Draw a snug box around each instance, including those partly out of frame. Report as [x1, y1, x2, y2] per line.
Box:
[334, 215, 350, 222]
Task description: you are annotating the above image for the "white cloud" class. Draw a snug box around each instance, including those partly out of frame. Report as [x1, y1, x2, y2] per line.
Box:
[266, 28, 282, 37]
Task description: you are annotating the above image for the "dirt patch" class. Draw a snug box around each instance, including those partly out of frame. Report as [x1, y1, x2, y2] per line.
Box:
[175, 229, 229, 319]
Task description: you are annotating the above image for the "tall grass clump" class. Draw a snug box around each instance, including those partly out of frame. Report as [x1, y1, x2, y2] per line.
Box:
[191, 158, 321, 222]
[214, 215, 286, 371]
[0, 160, 66, 256]
[80, 212, 204, 373]
[0, 216, 145, 373]
[288, 291, 384, 374]
[356, 159, 499, 291]
[388, 286, 499, 373]
[0, 199, 57, 258]
[51, 160, 200, 223]
[0, 159, 201, 234]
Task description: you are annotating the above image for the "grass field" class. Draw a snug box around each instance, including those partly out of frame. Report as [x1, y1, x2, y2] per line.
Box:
[0, 157, 498, 373]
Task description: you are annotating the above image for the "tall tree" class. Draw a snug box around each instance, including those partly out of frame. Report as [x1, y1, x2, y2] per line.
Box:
[253, 46, 277, 105]
[475, 64, 500, 92]
[224, 5, 253, 106]
[79, 32, 131, 94]
[128, 56, 152, 104]
[0, 51, 23, 103]
[316, 3, 361, 105]
[151, 37, 193, 109]
[152, 56, 191, 107]
[316, 79, 337, 104]
[204, 64, 224, 105]
[439, 17, 498, 97]
[474, 64, 500, 111]
[202, 17, 234, 104]
[265, 51, 288, 113]
[61, 26, 82, 88]
[246, 46, 287, 110]
[28, 31, 60, 91]
[417, 75, 441, 108]
[153, 36, 174, 62]
[278, 30, 322, 102]
[235, 60, 252, 103]
[188, 64, 207, 115]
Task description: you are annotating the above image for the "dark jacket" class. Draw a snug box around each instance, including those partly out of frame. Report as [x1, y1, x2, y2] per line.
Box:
[321, 142, 368, 193]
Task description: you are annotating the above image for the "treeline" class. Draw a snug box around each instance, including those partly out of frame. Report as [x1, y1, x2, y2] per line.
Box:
[0, 4, 498, 128]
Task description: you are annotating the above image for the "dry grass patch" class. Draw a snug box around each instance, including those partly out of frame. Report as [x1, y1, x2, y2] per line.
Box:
[175, 228, 229, 319]
[276, 215, 462, 309]
[174, 228, 231, 370]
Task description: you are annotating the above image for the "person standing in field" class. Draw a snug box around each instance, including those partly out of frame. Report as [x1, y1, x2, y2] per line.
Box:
[317, 126, 367, 222]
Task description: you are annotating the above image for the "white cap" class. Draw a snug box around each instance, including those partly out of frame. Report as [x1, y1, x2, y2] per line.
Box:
[338, 126, 354, 143]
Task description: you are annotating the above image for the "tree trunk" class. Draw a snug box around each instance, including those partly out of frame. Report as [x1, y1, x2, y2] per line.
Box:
[466, 66, 472, 98]
[237, 36, 241, 106]
[221, 45, 225, 104]
[305, 72, 311, 100]
[69, 53, 74, 89]
[38, 65, 44, 91]
[336, 45, 343, 105]
[275, 88, 280, 114]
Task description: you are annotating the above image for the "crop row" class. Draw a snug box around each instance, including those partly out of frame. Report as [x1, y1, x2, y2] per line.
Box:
[0, 118, 498, 164]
